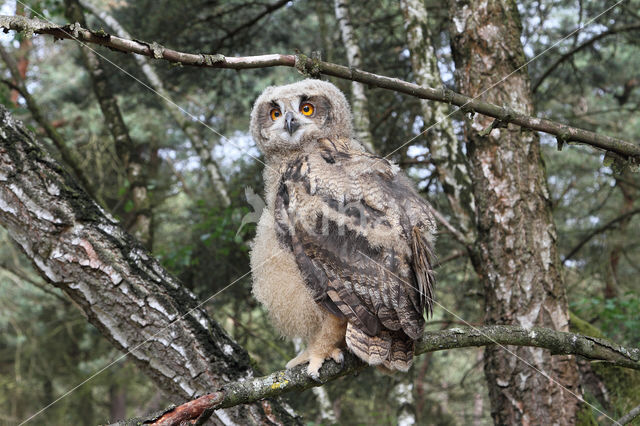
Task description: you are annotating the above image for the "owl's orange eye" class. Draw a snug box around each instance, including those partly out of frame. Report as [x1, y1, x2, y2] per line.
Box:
[270, 108, 281, 121]
[300, 103, 314, 116]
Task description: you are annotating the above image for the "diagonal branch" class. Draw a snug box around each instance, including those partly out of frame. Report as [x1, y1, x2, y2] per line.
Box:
[0, 14, 639, 160]
[562, 207, 640, 263]
[533, 23, 640, 93]
[118, 324, 640, 425]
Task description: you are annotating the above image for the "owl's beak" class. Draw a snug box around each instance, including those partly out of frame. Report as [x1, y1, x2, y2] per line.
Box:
[284, 112, 300, 135]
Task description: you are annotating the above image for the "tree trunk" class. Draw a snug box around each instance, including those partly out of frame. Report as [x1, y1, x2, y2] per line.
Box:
[448, 1, 581, 424]
[64, 0, 153, 247]
[78, 0, 231, 207]
[400, 0, 476, 243]
[334, 0, 374, 152]
[0, 104, 298, 425]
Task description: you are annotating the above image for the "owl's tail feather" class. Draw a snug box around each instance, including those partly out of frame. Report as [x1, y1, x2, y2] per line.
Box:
[345, 323, 414, 372]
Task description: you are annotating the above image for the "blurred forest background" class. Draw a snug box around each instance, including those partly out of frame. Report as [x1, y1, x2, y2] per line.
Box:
[0, 0, 639, 424]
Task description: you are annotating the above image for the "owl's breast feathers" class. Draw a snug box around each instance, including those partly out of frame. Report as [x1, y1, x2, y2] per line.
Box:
[273, 137, 436, 370]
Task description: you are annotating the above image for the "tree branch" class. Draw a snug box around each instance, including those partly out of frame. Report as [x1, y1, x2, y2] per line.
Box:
[117, 324, 640, 425]
[618, 403, 640, 425]
[562, 207, 640, 263]
[533, 23, 640, 93]
[1, 14, 639, 160]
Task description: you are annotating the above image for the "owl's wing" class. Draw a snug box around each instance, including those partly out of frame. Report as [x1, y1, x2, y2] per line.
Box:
[274, 138, 436, 340]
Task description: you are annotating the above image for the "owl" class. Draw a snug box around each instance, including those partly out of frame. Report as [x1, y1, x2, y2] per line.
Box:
[249, 79, 436, 378]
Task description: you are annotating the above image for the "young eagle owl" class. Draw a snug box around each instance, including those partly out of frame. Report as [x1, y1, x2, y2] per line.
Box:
[249, 79, 436, 378]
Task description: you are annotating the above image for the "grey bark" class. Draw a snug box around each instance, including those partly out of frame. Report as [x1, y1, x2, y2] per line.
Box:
[449, 0, 581, 424]
[0, 104, 298, 425]
[78, 0, 231, 207]
[400, 0, 476, 244]
[334, 0, 374, 152]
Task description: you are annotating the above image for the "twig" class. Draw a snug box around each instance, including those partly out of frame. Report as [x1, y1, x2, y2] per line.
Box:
[562, 207, 640, 263]
[0, 15, 639, 160]
[533, 23, 640, 93]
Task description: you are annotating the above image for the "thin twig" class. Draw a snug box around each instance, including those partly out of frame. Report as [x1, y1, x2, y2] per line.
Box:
[562, 207, 640, 263]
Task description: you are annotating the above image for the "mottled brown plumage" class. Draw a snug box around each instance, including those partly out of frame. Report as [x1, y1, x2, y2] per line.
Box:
[249, 80, 436, 377]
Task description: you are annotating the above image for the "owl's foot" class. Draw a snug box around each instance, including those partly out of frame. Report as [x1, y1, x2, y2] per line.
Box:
[287, 314, 347, 380]
[286, 347, 344, 380]
[307, 347, 344, 379]
[285, 350, 310, 370]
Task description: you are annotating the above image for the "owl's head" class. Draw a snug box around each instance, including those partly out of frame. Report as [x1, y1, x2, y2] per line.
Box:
[250, 79, 353, 158]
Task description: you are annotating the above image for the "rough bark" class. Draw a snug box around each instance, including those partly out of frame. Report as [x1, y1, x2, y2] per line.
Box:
[78, 0, 231, 207]
[334, 0, 374, 152]
[64, 0, 152, 247]
[449, 1, 581, 424]
[118, 324, 640, 425]
[0, 14, 637, 160]
[0, 105, 298, 424]
[400, 0, 476, 244]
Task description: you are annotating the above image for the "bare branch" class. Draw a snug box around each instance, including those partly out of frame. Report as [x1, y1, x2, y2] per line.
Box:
[562, 207, 640, 263]
[118, 324, 640, 425]
[533, 23, 640, 93]
[1, 15, 639, 160]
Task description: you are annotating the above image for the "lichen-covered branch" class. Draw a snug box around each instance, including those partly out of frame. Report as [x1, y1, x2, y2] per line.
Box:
[0, 105, 297, 424]
[117, 324, 640, 425]
[0, 14, 638, 160]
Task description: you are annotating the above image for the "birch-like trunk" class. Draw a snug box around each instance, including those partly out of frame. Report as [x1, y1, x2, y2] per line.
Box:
[64, 0, 153, 247]
[78, 0, 231, 207]
[400, 0, 476, 243]
[448, 1, 581, 423]
[334, 0, 374, 152]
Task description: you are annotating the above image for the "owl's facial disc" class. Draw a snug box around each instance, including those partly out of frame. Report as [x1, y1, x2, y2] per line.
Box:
[267, 97, 319, 145]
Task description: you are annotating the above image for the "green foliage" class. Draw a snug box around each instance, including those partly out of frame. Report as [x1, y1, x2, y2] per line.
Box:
[571, 292, 640, 346]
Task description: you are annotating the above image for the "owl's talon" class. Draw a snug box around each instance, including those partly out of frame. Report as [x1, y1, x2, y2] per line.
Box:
[286, 350, 310, 370]
[306, 357, 324, 380]
[330, 348, 344, 365]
